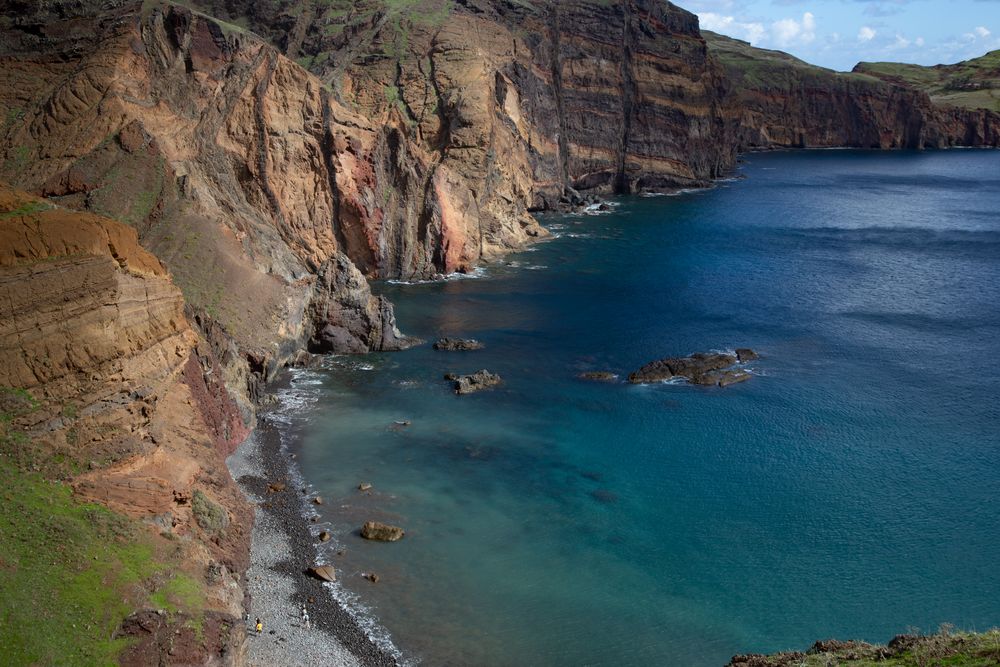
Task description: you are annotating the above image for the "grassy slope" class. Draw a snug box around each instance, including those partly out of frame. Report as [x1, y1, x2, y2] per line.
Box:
[0, 388, 207, 665]
[738, 630, 1000, 666]
[854, 51, 1000, 112]
[703, 30, 882, 89]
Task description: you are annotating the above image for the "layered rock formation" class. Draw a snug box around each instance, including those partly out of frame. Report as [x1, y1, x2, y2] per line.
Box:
[706, 31, 1000, 149]
[0, 185, 250, 662]
[183, 0, 737, 200]
[856, 50, 1000, 113]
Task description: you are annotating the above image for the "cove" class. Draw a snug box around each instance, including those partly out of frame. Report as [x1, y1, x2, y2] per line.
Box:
[276, 150, 1000, 666]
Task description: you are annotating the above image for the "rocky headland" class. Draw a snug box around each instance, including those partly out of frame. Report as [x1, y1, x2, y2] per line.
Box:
[2, 0, 999, 664]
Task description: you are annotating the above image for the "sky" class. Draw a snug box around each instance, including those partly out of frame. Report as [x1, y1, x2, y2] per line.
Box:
[683, 0, 1000, 71]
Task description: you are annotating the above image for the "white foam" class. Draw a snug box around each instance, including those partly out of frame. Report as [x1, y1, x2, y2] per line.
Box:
[267, 378, 410, 665]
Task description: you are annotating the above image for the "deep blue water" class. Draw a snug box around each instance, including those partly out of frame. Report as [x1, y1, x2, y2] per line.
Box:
[282, 150, 1000, 666]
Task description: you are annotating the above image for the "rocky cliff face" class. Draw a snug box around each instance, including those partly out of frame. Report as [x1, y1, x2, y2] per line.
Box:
[706, 31, 1000, 149]
[0, 0, 416, 370]
[0, 185, 250, 663]
[185, 0, 736, 202]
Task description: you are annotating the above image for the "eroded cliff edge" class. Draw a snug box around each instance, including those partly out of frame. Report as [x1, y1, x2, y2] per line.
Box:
[0, 185, 250, 663]
[2, 1, 1000, 664]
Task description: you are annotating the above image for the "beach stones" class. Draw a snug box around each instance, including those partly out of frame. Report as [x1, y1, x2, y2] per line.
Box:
[361, 521, 405, 542]
[308, 565, 336, 582]
[434, 337, 484, 351]
[267, 481, 286, 493]
[318, 531, 331, 542]
[445, 370, 502, 394]
[312, 496, 324, 505]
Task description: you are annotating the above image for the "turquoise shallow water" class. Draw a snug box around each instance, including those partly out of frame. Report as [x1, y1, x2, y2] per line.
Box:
[283, 150, 1000, 666]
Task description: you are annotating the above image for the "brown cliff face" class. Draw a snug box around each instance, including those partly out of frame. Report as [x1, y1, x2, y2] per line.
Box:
[706, 31, 1000, 150]
[0, 185, 250, 663]
[0, 0, 416, 360]
[184, 0, 736, 207]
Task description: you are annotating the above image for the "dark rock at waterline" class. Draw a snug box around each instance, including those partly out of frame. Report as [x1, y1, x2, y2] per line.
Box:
[434, 337, 484, 351]
[577, 371, 618, 382]
[360, 521, 405, 542]
[318, 531, 331, 542]
[690, 369, 752, 387]
[629, 351, 758, 387]
[445, 370, 502, 394]
[628, 352, 737, 384]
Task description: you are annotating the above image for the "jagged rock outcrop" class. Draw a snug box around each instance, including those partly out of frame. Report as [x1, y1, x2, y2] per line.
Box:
[0, 0, 419, 370]
[0, 185, 250, 663]
[706, 31, 1000, 149]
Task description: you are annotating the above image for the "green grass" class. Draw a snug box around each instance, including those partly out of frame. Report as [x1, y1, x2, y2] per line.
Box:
[856, 50, 1000, 111]
[0, 462, 161, 665]
[744, 629, 1000, 666]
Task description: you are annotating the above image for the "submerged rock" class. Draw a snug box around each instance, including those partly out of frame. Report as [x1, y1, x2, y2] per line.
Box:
[433, 338, 484, 351]
[445, 370, 502, 395]
[360, 521, 405, 542]
[577, 371, 618, 382]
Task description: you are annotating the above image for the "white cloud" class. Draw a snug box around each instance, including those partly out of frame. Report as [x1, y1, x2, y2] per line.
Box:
[858, 26, 877, 43]
[974, 26, 991, 39]
[915, 37, 925, 47]
[892, 34, 911, 49]
[698, 12, 766, 44]
[771, 12, 817, 48]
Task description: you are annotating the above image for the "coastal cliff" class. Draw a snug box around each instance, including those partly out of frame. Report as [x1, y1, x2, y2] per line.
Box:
[706, 31, 1000, 149]
[0, 185, 249, 663]
[2, 1, 1000, 665]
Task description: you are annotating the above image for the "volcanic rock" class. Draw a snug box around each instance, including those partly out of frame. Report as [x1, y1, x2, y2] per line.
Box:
[360, 521, 405, 542]
[445, 370, 503, 395]
[434, 338, 485, 351]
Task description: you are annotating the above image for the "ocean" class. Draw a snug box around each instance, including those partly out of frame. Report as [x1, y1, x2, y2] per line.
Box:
[271, 149, 1000, 666]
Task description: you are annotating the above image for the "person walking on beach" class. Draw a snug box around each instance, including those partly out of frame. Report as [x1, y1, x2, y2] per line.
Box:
[255, 618, 263, 634]
[301, 606, 310, 630]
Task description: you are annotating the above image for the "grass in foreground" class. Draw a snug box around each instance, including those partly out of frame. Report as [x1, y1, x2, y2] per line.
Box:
[0, 463, 159, 665]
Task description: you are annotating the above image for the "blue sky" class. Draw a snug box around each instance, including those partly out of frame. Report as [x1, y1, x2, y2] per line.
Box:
[685, 0, 1000, 71]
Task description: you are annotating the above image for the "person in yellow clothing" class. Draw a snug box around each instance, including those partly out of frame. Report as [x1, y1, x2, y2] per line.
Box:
[255, 618, 263, 634]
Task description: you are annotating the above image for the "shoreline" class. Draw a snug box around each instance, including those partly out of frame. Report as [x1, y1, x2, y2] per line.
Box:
[227, 386, 403, 667]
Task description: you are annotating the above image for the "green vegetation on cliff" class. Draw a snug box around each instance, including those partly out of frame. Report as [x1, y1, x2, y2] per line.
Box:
[855, 51, 1000, 112]
[730, 629, 1000, 667]
[0, 462, 158, 664]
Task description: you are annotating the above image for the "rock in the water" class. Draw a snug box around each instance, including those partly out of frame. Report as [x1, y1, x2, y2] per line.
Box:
[318, 531, 331, 542]
[577, 371, 618, 382]
[366, 573, 380, 583]
[628, 352, 737, 384]
[718, 370, 752, 387]
[360, 521, 405, 542]
[358, 482, 373, 492]
[736, 348, 759, 362]
[444, 370, 502, 395]
[312, 496, 323, 505]
[434, 337, 484, 351]
[309, 565, 336, 582]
